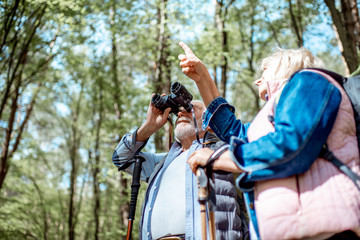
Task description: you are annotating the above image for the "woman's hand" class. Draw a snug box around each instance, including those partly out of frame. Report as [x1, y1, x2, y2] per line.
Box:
[178, 42, 209, 83]
[178, 42, 220, 106]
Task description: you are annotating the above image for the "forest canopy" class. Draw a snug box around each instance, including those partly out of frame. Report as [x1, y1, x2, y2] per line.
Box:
[1, 0, 359, 239]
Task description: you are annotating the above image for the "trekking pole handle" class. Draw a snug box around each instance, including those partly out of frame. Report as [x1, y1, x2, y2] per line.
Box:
[196, 168, 208, 203]
[129, 155, 145, 220]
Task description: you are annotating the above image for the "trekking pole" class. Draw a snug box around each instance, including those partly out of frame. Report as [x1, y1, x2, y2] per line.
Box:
[197, 167, 209, 240]
[205, 173, 216, 240]
[126, 155, 145, 240]
[208, 204, 216, 240]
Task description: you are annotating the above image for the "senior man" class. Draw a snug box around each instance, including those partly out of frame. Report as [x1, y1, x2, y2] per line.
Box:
[112, 97, 246, 240]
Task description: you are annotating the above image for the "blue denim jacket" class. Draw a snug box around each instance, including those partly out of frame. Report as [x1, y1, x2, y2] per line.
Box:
[202, 71, 342, 238]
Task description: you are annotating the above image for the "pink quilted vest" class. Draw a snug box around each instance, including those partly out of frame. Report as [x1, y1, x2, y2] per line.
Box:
[247, 70, 360, 239]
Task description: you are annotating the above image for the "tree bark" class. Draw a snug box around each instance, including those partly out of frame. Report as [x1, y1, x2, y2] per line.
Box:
[92, 76, 103, 240]
[0, 3, 48, 191]
[288, 0, 304, 47]
[325, 0, 359, 75]
[110, 4, 122, 120]
[215, 0, 235, 98]
[0, 4, 46, 120]
[0, 0, 21, 55]
[0, 76, 21, 189]
[68, 87, 84, 240]
[29, 176, 48, 240]
[235, 1, 261, 116]
[119, 175, 129, 227]
[154, 0, 171, 152]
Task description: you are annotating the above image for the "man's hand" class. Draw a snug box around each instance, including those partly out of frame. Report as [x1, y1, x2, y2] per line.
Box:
[178, 42, 210, 83]
[136, 95, 171, 142]
[187, 148, 214, 173]
[188, 148, 242, 174]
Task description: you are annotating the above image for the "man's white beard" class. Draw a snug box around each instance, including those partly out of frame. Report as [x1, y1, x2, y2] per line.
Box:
[174, 116, 204, 142]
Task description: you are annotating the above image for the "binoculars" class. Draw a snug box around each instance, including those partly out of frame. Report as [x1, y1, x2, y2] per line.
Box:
[151, 82, 193, 114]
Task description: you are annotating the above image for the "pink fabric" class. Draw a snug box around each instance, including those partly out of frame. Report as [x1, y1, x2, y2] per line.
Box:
[247, 70, 360, 239]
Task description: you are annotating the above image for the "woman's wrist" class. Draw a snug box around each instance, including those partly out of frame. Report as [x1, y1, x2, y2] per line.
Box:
[195, 74, 220, 106]
[206, 145, 229, 168]
[213, 150, 242, 173]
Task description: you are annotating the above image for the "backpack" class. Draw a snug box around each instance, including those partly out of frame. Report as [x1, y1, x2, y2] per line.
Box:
[300, 68, 360, 190]
[309, 68, 360, 150]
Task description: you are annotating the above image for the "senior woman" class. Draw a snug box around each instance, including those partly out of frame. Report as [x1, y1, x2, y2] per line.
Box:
[178, 42, 360, 240]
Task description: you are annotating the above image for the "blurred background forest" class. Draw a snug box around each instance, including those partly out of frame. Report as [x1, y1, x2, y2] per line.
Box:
[1, 0, 359, 239]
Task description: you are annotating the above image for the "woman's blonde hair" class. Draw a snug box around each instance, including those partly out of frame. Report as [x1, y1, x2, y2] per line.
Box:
[260, 48, 325, 82]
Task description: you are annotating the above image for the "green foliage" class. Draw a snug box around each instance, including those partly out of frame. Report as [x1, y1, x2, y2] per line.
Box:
[0, 0, 351, 239]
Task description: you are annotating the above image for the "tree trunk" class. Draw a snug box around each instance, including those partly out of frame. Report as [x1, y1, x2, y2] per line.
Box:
[288, 0, 304, 47]
[235, 1, 261, 117]
[215, 0, 225, 97]
[220, 25, 228, 98]
[215, 0, 235, 98]
[212, 65, 218, 88]
[68, 87, 84, 240]
[154, 0, 171, 152]
[92, 151, 100, 240]
[0, 3, 48, 191]
[261, 4, 283, 47]
[68, 141, 77, 240]
[325, 0, 359, 75]
[110, 4, 122, 120]
[0, 0, 21, 56]
[119, 174, 129, 227]
[92, 76, 103, 240]
[0, 76, 21, 189]
[0, 4, 46, 120]
[247, 2, 261, 114]
[30, 176, 48, 240]
[57, 190, 66, 240]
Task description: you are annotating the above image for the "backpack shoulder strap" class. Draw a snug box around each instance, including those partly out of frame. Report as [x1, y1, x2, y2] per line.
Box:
[320, 144, 360, 191]
[305, 68, 346, 85]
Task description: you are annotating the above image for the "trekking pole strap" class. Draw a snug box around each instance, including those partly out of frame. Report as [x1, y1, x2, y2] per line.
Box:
[205, 144, 229, 169]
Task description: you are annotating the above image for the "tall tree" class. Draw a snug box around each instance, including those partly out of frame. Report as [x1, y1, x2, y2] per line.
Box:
[0, 0, 53, 190]
[153, 0, 172, 152]
[214, 0, 235, 98]
[68, 85, 84, 240]
[90, 72, 103, 240]
[109, 1, 122, 120]
[103, 0, 137, 233]
[288, 0, 304, 47]
[234, 0, 262, 116]
[324, 0, 360, 75]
